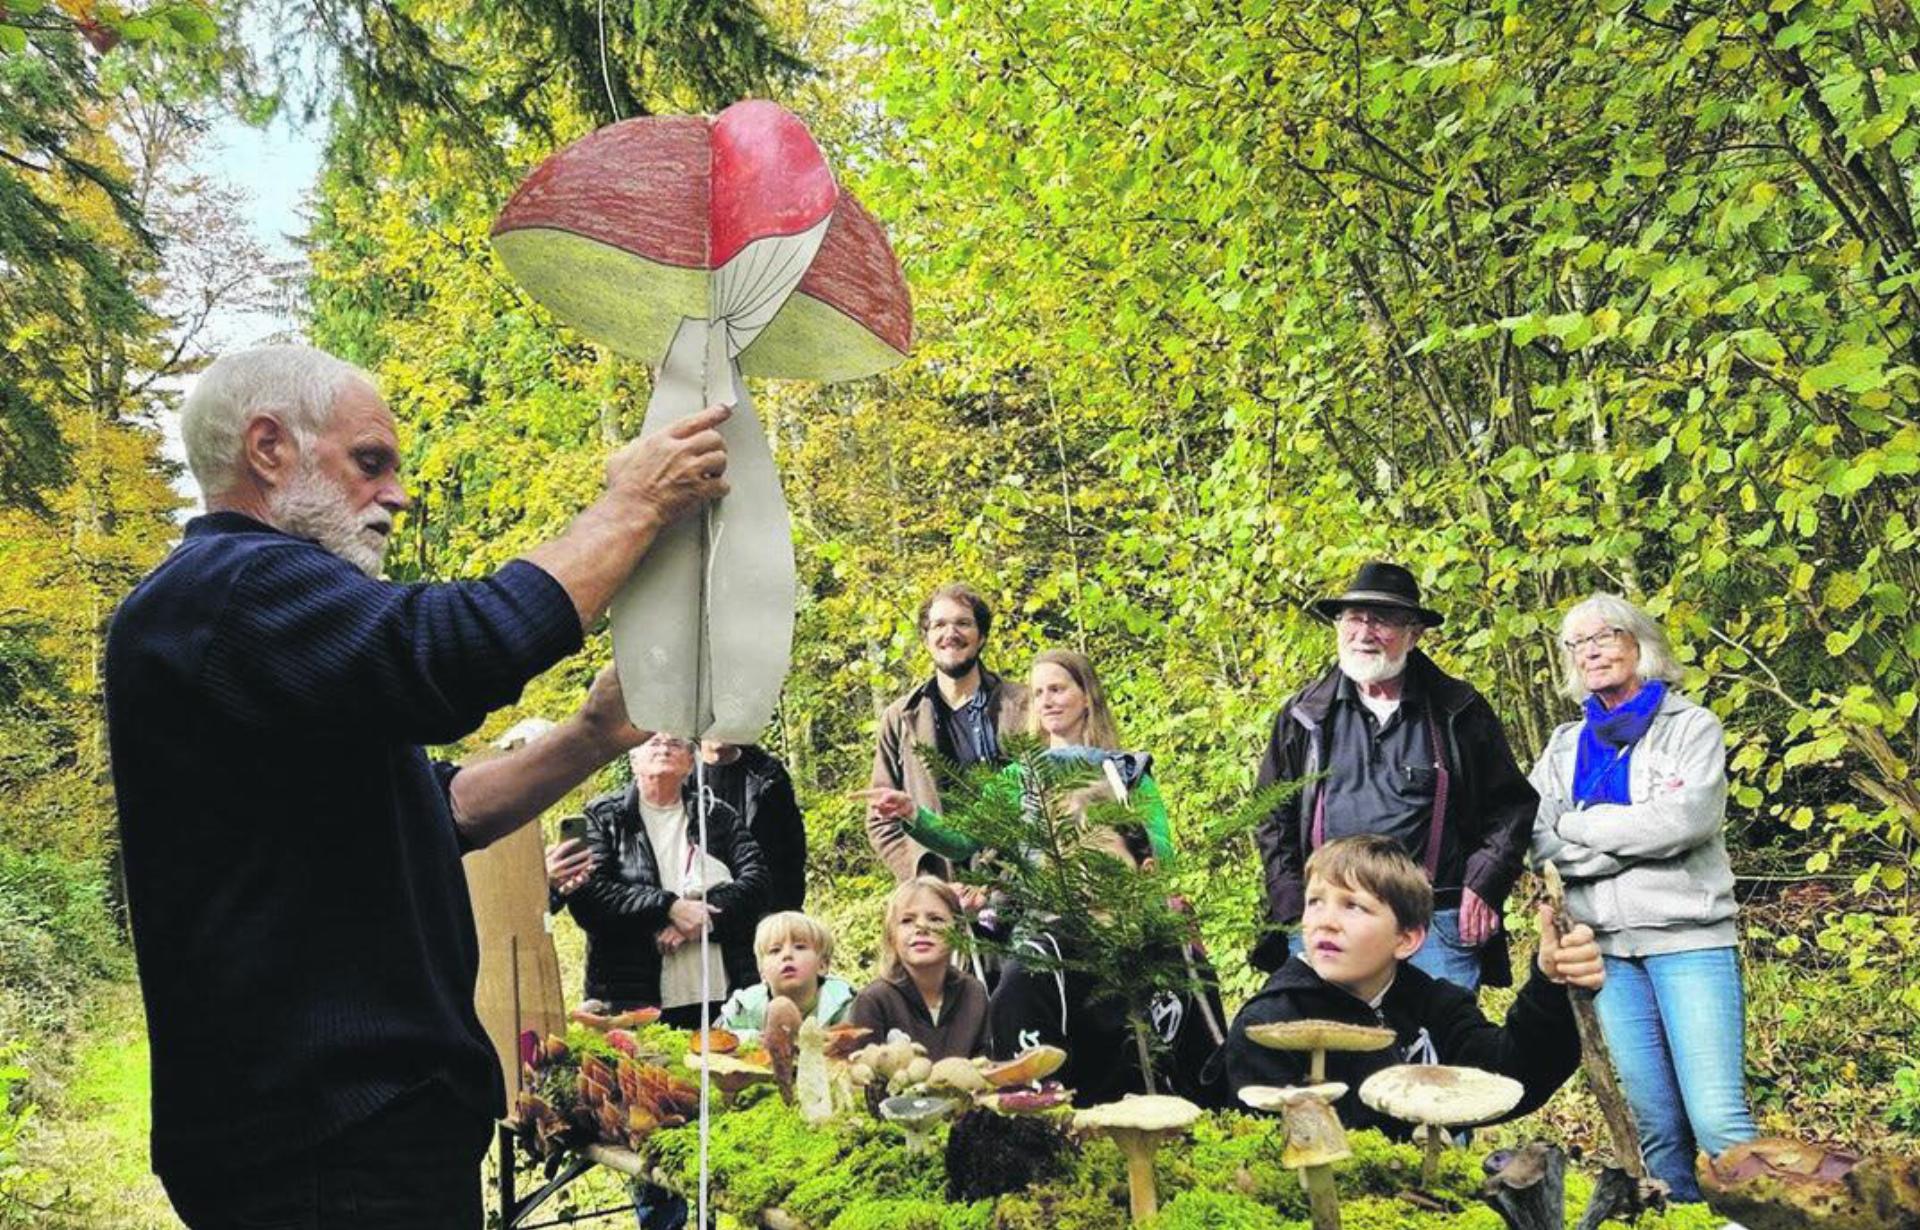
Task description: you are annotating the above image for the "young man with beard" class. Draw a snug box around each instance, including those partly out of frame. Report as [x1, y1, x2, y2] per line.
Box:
[105, 345, 730, 1229]
[1248, 562, 1537, 992]
[865, 583, 1028, 884]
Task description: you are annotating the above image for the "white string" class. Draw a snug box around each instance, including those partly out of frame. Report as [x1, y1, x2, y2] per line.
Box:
[694, 754, 711, 1230]
[597, 0, 622, 121]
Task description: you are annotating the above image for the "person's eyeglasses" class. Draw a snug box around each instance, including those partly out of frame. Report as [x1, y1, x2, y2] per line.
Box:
[1335, 609, 1414, 630]
[1562, 627, 1627, 653]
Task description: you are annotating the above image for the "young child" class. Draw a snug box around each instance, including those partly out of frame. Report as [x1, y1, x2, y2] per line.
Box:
[1223, 834, 1604, 1135]
[850, 876, 991, 1061]
[718, 911, 856, 1040]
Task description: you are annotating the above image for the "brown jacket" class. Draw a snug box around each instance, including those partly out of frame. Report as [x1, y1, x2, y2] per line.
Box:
[849, 967, 991, 1062]
[867, 668, 1029, 881]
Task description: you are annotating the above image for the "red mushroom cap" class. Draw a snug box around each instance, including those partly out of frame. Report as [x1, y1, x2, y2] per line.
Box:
[492, 103, 910, 382]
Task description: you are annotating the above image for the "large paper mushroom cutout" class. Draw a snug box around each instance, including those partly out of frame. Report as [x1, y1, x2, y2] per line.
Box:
[491, 101, 911, 742]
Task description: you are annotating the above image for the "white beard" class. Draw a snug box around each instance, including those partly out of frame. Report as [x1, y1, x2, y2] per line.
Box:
[1338, 644, 1409, 687]
[268, 466, 391, 578]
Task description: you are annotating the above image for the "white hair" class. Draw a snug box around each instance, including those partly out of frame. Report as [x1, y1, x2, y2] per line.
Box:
[179, 345, 376, 500]
[1556, 592, 1685, 701]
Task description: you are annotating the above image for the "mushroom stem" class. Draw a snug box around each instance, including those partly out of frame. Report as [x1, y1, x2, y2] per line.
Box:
[903, 1126, 931, 1155]
[1309, 1048, 1327, 1085]
[1421, 1123, 1443, 1189]
[1118, 1135, 1160, 1224]
[1300, 1164, 1343, 1230]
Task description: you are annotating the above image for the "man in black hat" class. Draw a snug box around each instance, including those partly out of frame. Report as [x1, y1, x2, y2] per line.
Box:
[1248, 561, 1537, 991]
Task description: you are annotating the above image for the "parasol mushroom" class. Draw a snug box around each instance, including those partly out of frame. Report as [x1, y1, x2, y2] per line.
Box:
[1073, 1094, 1203, 1224]
[1359, 1064, 1524, 1190]
[880, 1094, 955, 1155]
[1243, 1019, 1396, 1085]
[491, 101, 911, 743]
[1241, 1083, 1351, 1230]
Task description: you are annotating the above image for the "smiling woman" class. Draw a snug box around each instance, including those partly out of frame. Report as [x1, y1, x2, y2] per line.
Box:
[1529, 592, 1757, 1203]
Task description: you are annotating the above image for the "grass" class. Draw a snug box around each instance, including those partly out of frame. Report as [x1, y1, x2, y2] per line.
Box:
[18, 980, 181, 1230]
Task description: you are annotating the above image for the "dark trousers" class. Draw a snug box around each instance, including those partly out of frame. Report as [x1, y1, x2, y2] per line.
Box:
[159, 1080, 494, 1230]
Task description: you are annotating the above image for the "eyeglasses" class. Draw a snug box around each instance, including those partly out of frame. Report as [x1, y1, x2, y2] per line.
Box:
[1562, 627, 1627, 653]
[1334, 609, 1416, 631]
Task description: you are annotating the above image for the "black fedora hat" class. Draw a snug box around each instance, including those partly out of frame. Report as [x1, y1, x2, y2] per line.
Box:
[1311, 561, 1444, 628]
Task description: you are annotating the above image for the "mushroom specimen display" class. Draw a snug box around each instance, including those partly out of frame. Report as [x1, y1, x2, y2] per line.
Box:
[681, 1051, 775, 1104]
[1243, 1019, 1396, 1084]
[1241, 1083, 1351, 1230]
[492, 101, 911, 743]
[879, 1094, 955, 1155]
[1358, 1064, 1524, 1189]
[1073, 1094, 1203, 1224]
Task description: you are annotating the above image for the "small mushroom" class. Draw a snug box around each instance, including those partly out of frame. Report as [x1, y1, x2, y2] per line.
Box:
[1073, 1094, 1202, 1224]
[796, 1017, 834, 1123]
[977, 1082, 1074, 1115]
[1241, 1084, 1351, 1230]
[1359, 1064, 1524, 1189]
[1243, 1019, 1395, 1084]
[926, 1056, 993, 1099]
[682, 1050, 775, 1102]
[763, 995, 804, 1103]
[880, 1093, 955, 1154]
[982, 1045, 1068, 1088]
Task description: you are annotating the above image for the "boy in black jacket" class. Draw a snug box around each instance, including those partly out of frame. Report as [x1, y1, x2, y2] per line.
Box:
[1224, 834, 1603, 1137]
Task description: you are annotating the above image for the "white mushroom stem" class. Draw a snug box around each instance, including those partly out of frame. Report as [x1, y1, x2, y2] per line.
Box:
[1309, 1047, 1327, 1085]
[1421, 1123, 1444, 1189]
[1278, 1095, 1349, 1230]
[1112, 1129, 1166, 1224]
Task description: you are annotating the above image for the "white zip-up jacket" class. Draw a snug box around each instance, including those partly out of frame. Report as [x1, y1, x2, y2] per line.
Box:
[1529, 690, 1739, 957]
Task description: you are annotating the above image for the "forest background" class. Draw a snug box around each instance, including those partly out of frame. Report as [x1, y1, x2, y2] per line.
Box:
[3, 0, 1919, 1223]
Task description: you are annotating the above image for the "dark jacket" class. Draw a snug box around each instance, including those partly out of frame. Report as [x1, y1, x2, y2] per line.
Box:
[850, 967, 991, 1062]
[566, 782, 769, 1005]
[1251, 649, 1537, 983]
[869, 667, 1028, 881]
[1223, 955, 1582, 1137]
[104, 513, 581, 1175]
[706, 746, 807, 912]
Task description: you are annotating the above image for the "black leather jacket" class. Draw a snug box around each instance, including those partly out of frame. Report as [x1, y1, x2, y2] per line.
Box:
[564, 781, 768, 1006]
[705, 746, 807, 912]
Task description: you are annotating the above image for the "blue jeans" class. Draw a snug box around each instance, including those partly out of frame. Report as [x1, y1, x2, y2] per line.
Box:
[1409, 907, 1482, 992]
[1595, 946, 1758, 1202]
[1283, 907, 1482, 992]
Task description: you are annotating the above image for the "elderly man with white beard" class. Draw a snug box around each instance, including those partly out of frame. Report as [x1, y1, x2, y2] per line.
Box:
[104, 345, 731, 1230]
[1248, 562, 1537, 993]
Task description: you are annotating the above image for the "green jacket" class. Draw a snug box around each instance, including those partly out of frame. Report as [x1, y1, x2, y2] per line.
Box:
[903, 757, 1175, 866]
[718, 975, 857, 1041]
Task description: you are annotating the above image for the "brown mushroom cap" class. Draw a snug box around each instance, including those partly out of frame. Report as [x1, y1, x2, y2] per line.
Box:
[1244, 1019, 1397, 1053]
[982, 1045, 1068, 1088]
[1358, 1064, 1525, 1128]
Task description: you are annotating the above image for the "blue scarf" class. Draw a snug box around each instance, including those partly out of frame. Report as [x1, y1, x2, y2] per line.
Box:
[1573, 681, 1667, 807]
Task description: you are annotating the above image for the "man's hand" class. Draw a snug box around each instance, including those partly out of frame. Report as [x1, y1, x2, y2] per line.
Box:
[1459, 886, 1501, 946]
[853, 786, 914, 823]
[605, 405, 731, 529]
[655, 925, 687, 954]
[545, 838, 595, 897]
[577, 664, 649, 756]
[669, 897, 719, 936]
[1535, 905, 1605, 990]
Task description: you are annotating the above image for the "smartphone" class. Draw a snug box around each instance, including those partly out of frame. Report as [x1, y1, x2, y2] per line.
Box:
[558, 814, 589, 845]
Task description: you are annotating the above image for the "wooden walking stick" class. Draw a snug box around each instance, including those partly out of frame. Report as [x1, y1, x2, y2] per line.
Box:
[1541, 864, 1670, 1230]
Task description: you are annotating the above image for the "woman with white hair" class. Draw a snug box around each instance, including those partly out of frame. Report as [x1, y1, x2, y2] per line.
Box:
[1529, 593, 1757, 1201]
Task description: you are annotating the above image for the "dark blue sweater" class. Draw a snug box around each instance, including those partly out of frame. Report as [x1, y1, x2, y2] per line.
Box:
[104, 512, 582, 1175]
